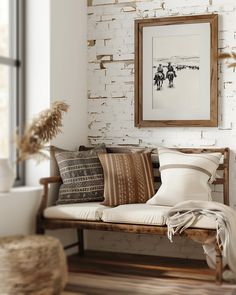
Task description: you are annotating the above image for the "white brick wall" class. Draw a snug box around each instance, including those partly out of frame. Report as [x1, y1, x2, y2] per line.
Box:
[87, 0, 236, 259]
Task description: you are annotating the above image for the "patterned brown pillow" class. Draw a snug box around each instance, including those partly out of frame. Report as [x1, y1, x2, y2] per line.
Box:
[55, 144, 106, 204]
[98, 152, 155, 206]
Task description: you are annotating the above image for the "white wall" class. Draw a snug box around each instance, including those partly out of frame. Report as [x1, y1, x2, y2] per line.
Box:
[25, 0, 88, 183]
[50, 0, 88, 149]
[25, 0, 50, 186]
[21, 1, 87, 242]
[49, 0, 88, 250]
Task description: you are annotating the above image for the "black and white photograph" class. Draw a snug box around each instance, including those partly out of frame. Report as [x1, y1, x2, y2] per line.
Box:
[135, 15, 218, 127]
[142, 22, 211, 122]
[152, 34, 200, 110]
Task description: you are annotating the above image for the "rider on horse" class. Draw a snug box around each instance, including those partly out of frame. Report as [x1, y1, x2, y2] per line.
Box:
[166, 62, 177, 78]
[154, 64, 165, 89]
[157, 64, 165, 80]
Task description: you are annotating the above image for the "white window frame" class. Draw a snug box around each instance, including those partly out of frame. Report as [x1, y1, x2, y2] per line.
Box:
[0, 0, 25, 185]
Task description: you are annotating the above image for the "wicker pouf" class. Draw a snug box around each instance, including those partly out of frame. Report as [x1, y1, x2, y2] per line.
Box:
[0, 235, 68, 295]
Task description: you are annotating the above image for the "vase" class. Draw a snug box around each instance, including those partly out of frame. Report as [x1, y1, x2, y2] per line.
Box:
[0, 159, 15, 193]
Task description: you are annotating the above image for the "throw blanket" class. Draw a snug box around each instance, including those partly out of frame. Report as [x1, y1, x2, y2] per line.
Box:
[165, 200, 236, 281]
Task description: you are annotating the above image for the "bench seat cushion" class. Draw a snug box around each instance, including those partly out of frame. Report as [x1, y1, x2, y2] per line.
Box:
[44, 202, 217, 229]
[101, 204, 217, 229]
[101, 204, 169, 225]
[44, 202, 109, 221]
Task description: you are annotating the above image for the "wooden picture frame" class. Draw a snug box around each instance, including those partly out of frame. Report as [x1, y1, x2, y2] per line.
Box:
[135, 14, 218, 127]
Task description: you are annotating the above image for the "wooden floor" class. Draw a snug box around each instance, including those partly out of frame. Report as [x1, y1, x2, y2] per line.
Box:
[67, 250, 214, 281]
[63, 251, 236, 294]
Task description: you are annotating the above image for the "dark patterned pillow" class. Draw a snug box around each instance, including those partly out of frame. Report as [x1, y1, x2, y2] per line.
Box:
[50, 146, 69, 177]
[55, 144, 106, 204]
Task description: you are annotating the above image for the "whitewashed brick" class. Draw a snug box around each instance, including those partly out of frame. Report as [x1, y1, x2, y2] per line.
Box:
[125, 62, 134, 69]
[119, 0, 147, 2]
[96, 44, 114, 55]
[101, 5, 125, 15]
[106, 68, 132, 76]
[136, 2, 162, 11]
[92, 0, 116, 5]
[88, 90, 108, 98]
[108, 20, 123, 30]
[211, 4, 236, 13]
[113, 53, 134, 60]
[212, 0, 236, 5]
[112, 75, 134, 83]
[101, 14, 115, 21]
[88, 62, 101, 71]
[103, 61, 125, 70]
[88, 14, 99, 24]
[180, 6, 208, 15]
[165, 0, 209, 9]
[88, 46, 97, 62]
[96, 21, 109, 31]
[122, 6, 136, 12]
[117, 0, 136, 3]
[87, 6, 95, 15]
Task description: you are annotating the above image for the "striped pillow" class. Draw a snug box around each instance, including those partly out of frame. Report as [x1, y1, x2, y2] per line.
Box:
[55, 144, 106, 204]
[98, 152, 155, 206]
[147, 147, 222, 206]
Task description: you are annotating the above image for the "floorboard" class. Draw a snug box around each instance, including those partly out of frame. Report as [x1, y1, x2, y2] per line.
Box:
[63, 270, 236, 295]
[67, 250, 214, 281]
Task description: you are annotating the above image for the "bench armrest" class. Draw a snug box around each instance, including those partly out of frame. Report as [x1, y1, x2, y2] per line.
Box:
[40, 176, 62, 185]
[37, 176, 62, 234]
[38, 176, 62, 215]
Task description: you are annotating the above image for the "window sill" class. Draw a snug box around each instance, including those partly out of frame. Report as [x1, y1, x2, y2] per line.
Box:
[0, 186, 42, 197]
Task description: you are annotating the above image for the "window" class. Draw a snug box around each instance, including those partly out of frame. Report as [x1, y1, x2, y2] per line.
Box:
[0, 0, 24, 184]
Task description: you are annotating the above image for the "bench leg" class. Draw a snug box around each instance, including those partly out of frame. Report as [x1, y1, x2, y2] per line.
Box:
[215, 243, 222, 284]
[36, 216, 45, 234]
[77, 229, 84, 256]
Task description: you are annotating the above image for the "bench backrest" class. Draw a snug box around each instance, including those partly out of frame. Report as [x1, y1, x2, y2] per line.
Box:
[79, 146, 230, 206]
[107, 147, 229, 206]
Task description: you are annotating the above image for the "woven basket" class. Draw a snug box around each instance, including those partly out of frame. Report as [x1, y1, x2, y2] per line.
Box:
[0, 235, 67, 295]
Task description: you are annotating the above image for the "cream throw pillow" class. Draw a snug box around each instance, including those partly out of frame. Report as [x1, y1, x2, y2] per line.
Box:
[147, 147, 222, 206]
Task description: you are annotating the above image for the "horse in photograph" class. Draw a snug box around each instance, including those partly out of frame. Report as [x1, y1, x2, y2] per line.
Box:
[154, 72, 164, 90]
[166, 71, 175, 88]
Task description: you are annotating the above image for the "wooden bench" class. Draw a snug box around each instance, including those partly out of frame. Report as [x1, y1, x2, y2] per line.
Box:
[37, 147, 230, 283]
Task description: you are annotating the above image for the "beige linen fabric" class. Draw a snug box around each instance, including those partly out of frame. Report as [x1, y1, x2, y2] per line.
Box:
[147, 147, 222, 206]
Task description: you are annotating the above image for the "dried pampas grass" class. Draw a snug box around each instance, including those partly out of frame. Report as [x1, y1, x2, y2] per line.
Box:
[16, 101, 69, 162]
[218, 52, 236, 68]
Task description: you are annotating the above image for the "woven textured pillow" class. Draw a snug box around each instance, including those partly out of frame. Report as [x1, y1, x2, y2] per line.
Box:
[98, 152, 155, 206]
[147, 147, 222, 206]
[50, 146, 69, 177]
[55, 144, 106, 204]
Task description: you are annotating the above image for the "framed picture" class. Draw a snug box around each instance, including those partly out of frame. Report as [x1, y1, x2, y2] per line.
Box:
[135, 14, 218, 127]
